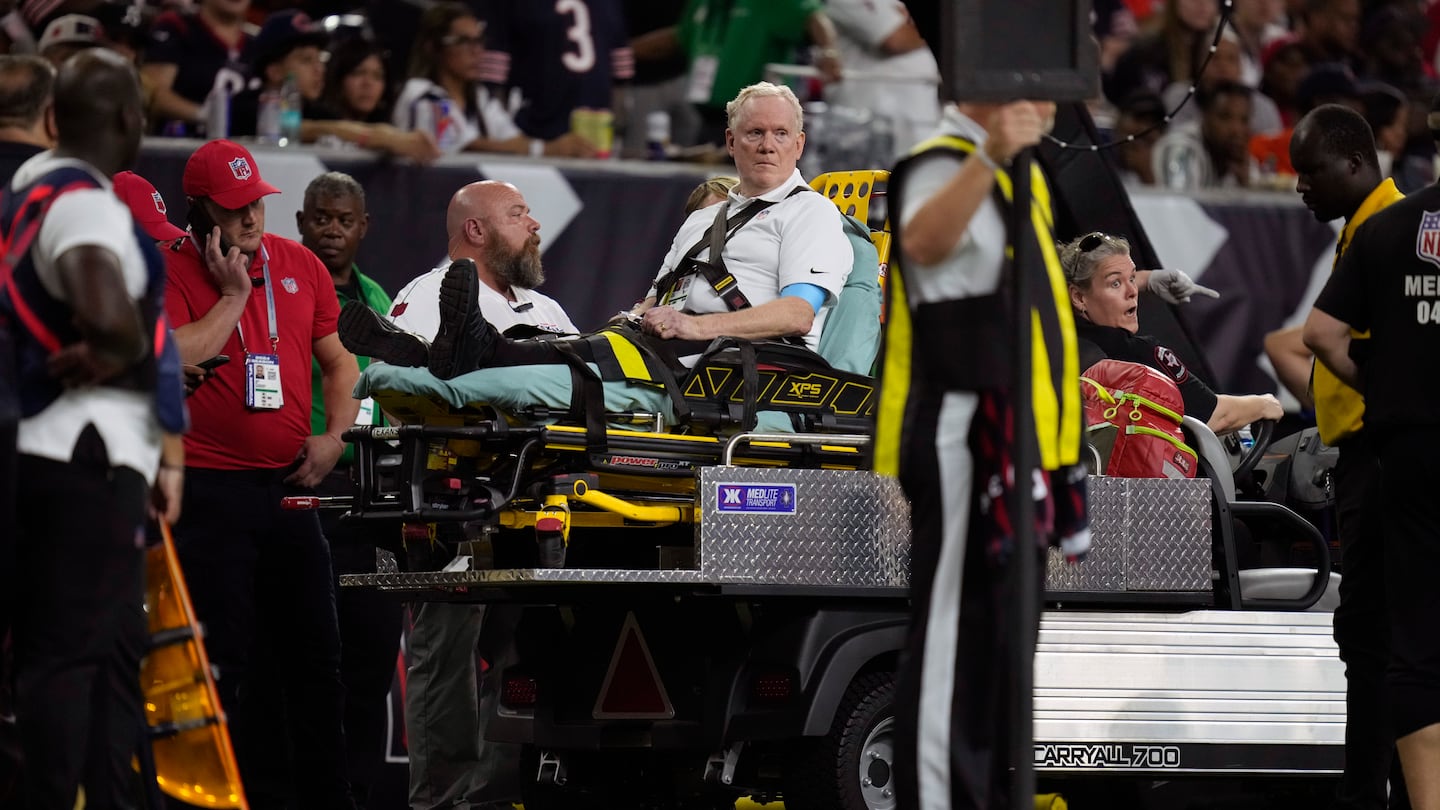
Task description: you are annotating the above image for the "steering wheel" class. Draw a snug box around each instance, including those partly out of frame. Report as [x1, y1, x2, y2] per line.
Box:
[1227, 418, 1276, 481]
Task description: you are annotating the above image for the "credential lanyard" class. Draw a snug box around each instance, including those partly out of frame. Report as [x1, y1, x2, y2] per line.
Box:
[236, 245, 278, 352]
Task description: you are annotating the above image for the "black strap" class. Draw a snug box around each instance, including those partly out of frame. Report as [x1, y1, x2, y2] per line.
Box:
[552, 341, 608, 456]
[653, 186, 812, 311]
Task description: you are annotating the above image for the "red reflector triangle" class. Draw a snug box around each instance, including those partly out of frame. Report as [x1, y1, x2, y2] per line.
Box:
[593, 612, 674, 719]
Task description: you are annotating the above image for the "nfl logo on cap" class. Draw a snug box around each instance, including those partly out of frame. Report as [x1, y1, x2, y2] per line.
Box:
[228, 156, 252, 181]
[150, 190, 166, 215]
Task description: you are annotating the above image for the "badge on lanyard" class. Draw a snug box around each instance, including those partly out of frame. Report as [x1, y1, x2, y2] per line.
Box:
[239, 245, 283, 410]
[245, 353, 283, 410]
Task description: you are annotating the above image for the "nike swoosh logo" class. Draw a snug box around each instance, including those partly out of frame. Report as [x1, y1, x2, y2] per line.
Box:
[809, 269, 824, 274]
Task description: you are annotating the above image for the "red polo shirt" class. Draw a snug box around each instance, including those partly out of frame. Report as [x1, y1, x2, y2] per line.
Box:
[165, 233, 340, 470]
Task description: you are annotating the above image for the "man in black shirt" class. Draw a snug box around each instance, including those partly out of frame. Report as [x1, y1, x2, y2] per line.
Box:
[0, 53, 53, 679]
[1306, 95, 1440, 808]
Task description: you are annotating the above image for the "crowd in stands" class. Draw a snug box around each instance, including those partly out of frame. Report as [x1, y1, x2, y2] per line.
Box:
[1098, 0, 1440, 193]
[0, 0, 1432, 190]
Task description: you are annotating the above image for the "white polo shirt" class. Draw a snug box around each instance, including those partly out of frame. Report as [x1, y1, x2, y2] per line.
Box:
[649, 168, 852, 352]
[12, 152, 162, 482]
[388, 262, 577, 340]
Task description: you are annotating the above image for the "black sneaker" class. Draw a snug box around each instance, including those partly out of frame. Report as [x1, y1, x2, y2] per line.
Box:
[429, 258, 501, 379]
[338, 302, 430, 367]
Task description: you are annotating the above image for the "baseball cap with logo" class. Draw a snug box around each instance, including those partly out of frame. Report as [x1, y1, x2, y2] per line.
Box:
[182, 140, 281, 210]
[113, 171, 187, 242]
[38, 14, 103, 53]
[248, 10, 330, 74]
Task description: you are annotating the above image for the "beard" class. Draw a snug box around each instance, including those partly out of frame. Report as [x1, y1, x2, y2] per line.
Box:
[486, 236, 545, 289]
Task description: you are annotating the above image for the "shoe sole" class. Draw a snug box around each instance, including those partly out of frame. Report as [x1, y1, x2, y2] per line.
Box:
[338, 304, 429, 367]
[429, 261, 480, 378]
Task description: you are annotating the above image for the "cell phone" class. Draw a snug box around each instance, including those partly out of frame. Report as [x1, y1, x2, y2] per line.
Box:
[186, 204, 234, 255]
[197, 354, 230, 371]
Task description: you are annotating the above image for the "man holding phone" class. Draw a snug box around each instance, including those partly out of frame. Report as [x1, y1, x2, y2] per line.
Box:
[162, 139, 361, 809]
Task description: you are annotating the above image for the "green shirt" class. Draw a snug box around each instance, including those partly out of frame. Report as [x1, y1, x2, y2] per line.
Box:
[312, 265, 392, 467]
[677, 0, 819, 110]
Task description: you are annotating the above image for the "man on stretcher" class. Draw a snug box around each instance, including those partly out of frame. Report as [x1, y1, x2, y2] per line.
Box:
[339, 82, 853, 425]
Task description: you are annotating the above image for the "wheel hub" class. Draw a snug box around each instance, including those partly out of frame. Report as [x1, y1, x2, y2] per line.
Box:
[858, 716, 896, 810]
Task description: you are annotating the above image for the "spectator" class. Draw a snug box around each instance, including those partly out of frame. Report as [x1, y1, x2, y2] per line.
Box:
[229, 9, 329, 137]
[1111, 89, 1167, 185]
[1153, 80, 1257, 189]
[478, 0, 635, 146]
[823, 0, 941, 154]
[1260, 34, 1308, 128]
[320, 37, 392, 125]
[1104, 0, 1218, 106]
[163, 139, 360, 809]
[621, 0, 701, 152]
[36, 14, 102, 68]
[1296, 0, 1360, 69]
[1092, 0, 1139, 74]
[1251, 62, 1363, 177]
[143, 0, 254, 136]
[1163, 26, 1283, 136]
[231, 11, 442, 164]
[0, 55, 54, 184]
[1363, 82, 1410, 182]
[294, 171, 403, 810]
[394, 2, 594, 157]
[1231, 0, 1289, 87]
[631, 0, 844, 145]
[1356, 4, 1431, 95]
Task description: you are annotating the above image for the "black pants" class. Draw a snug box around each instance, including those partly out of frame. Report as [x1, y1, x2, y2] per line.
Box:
[1332, 435, 1410, 809]
[11, 426, 147, 810]
[893, 389, 1034, 810]
[172, 467, 354, 810]
[1377, 430, 1440, 742]
[317, 469, 402, 810]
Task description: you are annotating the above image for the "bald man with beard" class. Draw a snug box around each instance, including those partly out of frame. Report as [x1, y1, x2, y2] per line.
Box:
[378, 180, 576, 348]
[342, 179, 577, 810]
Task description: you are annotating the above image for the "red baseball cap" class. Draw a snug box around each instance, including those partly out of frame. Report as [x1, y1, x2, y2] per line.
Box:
[113, 171, 186, 242]
[182, 140, 280, 210]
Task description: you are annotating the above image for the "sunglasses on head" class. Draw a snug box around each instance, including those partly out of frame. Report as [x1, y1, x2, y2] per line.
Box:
[1078, 232, 1109, 252]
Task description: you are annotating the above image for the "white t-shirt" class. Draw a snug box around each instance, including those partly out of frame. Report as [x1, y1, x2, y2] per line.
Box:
[824, 0, 941, 153]
[12, 152, 161, 482]
[897, 107, 1007, 304]
[392, 77, 522, 155]
[649, 169, 852, 353]
[388, 262, 577, 340]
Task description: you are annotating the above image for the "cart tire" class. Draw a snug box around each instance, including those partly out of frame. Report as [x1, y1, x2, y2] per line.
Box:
[784, 670, 897, 810]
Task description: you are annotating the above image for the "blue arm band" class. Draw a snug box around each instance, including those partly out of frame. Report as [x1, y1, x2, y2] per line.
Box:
[780, 282, 827, 315]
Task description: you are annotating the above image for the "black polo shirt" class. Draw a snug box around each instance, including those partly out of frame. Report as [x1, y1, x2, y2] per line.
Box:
[1076, 318, 1219, 421]
[1315, 183, 1440, 433]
